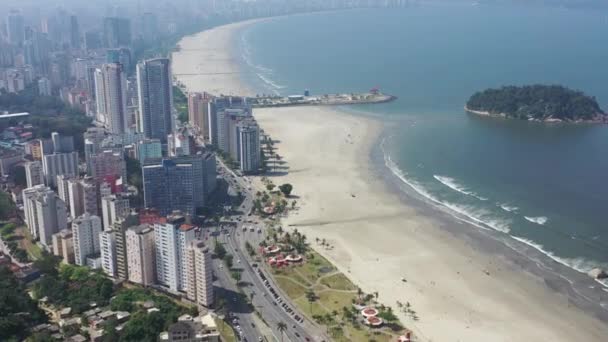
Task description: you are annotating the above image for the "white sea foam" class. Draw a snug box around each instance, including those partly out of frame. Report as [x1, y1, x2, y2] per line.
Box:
[381, 140, 510, 234]
[499, 203, 519, 212]
[381, 138, 608, 289]
[524, 216, 548, 225]
[512, 236, 602, 275]
[256, 73, 286, 90]
[433, 175, 488, 201]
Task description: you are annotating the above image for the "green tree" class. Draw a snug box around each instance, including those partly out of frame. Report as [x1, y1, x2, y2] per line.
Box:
[214, 241, 227, 259]
[306, 290, 316, 315]
[276, 321, 288, 342]
[279, 183, 293, 196]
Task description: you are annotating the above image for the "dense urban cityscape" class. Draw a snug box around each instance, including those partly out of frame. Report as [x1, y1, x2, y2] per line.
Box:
[0, 1, 415, 342]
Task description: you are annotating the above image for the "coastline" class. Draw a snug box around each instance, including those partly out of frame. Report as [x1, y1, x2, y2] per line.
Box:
[464, 105, 608, 124]
[172, 19, 608, 342]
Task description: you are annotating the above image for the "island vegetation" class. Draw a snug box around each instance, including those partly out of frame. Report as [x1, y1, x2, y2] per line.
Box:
[465, 85, 607, 123]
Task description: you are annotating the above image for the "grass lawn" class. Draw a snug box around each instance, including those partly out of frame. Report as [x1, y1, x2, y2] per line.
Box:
[317, 290, 357, 313]
[294, 296, 330, 318]
[16, 226, 42, 260]
[274, 276, 307, 299]
[297, 252, 335, 283]
[320, 273, 357, 291]
[272, 267, 312, 287]
[346, 325, 394, 342]
[214, 318, 237, 342]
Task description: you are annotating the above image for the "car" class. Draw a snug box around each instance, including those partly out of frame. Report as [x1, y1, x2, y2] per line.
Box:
[295, 332, 300, 337]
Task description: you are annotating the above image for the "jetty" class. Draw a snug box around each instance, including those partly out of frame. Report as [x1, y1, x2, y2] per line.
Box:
[249, 88, 396, 108]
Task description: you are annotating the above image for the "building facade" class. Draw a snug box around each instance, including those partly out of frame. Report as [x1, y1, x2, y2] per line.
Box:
[142, 155, 216, 216]
[126, 224, 155, 286]
[22, 185, 68, 248]
[185, 240, 214, 308]
[136, 58, 173, 142]
[72, 213, 102, 266]
[99, 230, 117, 277]
[25, 160, 44, 188]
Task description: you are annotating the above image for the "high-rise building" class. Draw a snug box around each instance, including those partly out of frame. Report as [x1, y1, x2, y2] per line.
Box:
[22, 185, 68, 248]
[69, 15, 80, 49]
[168, 129, 194, 157]
[101, 194, 130, 230]
[51, 132, 75, 153]
[112, 214, 139, 280]
[72, 213, 102, 266]
[142, 155, 217, 216]
[25, 161, 44, 188]
[153, 214, 196, 292]
[188, 92, 212, 140]
[237, 120, 261, 174]
[99, 230, 117, 277]
[136, 58, 173, 142]
[94, 63, 128, 134]
[141, 12, 158, 43]
[185, 240, 214, 308]
[103, 17, 131, 48]
[208, 96, 250, 147]
[126, 224, 155, 286]
[88, 149, 126, 185]
[51, 229, 74, 264]
[38, 77, 52, 96]
[67, 177, 99, 218]
[42, 151, 78, 187]
[135, 139, 162, 164]
[7, 10, 25, 46]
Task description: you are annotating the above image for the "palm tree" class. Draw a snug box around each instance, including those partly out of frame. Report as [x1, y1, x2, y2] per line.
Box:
[357, 287, 363, 301]
[277, 321, 288, 342]
[306, 290, 316, 315]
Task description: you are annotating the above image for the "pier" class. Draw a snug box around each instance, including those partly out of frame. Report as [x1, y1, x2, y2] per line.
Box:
[249, 89, 396, 108]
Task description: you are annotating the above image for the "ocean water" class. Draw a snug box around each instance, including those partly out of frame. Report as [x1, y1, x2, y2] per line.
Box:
[238, 4, 608, 283]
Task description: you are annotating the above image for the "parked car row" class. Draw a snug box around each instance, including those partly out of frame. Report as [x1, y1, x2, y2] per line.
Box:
[257, 269, 305, 324]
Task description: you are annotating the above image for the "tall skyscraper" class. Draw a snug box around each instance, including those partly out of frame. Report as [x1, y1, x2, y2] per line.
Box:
[126, 224, 155, 286]
[94, 63, 128, 134]
[25, 161, 44, 188]
[99, 230, 117, 277]
[88, 149, 127, 185]
[7, 10, 25, 46]
[38, 77, 52, 96]
[237, 119, 261, 174]
[141, 12, 158, 43]
[22, 185, 68, 248]
[101, 194, 130, 229]
[103, 17, 131, 48]
[188, 92, 212, 140]
[69, 15, 80, 49]
[42, 151, 78, 186]
[136, 58, 174, 143]
[142, 155, 217, 216]
[67, 177, 99, 218]
[185, 240, 214, 308]
[72, 213, 102, 266]
[154, 214, 196, 292]
[112, 214, 139, 280]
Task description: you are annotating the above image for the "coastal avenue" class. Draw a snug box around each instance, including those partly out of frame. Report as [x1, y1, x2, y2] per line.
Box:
[212, 155, 329, 342]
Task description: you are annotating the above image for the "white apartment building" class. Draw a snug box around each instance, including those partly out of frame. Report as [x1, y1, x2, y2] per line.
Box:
[22, 185, 68, 248]
[185, 240, 214, 308]
[101, 194, 130, 230]
[72, 213, 102, 266]
[99, 230, 117, 277]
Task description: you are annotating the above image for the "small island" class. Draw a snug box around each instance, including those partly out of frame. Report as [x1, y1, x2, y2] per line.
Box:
[465, 85, 607, 123]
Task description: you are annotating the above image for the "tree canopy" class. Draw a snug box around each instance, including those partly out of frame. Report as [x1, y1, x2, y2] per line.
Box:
[466, 84, 605, 121]
[0, 266, 47, 341]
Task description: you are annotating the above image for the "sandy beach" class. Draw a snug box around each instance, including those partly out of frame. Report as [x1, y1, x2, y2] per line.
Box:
[173, 20, 608, 342]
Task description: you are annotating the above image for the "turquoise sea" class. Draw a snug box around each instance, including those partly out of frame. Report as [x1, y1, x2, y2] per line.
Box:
[238, 4, 608, 289]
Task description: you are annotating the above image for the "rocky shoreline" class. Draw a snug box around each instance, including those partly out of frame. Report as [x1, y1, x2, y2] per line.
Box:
[464, 106, 608, 124]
